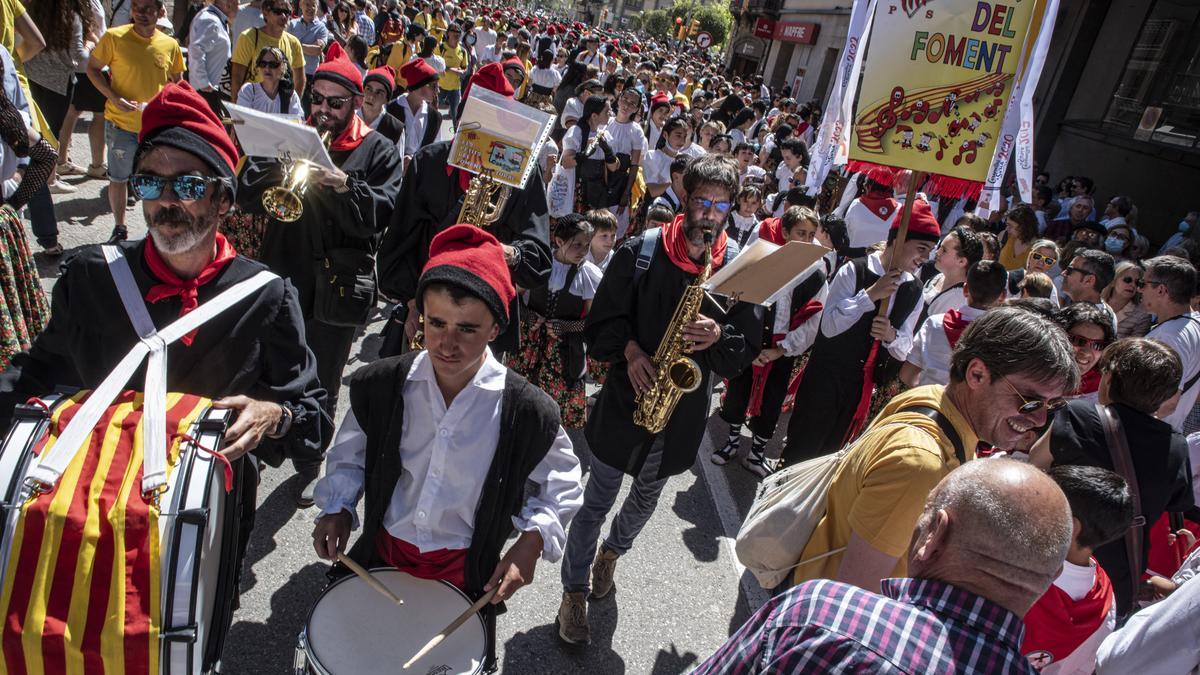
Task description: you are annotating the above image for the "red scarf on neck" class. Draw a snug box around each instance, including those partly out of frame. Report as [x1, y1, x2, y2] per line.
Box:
[858, 190, 898, 222]
[1074, 368, 1103, 396]
[662, 214, 728, 275]
[942, 308, 971, 348]
[1021, 562, 1114, 667]
[322, 114, 372, 152]
[757, 217, 786, 246]
[143, 233, 237, 346]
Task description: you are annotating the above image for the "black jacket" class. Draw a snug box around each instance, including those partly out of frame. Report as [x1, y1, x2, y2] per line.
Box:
[0, 242, 329, 466]
[584, 233, 763, 478]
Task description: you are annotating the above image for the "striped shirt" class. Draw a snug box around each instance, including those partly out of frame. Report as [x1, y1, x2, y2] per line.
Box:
[693, 578, 1035, 674]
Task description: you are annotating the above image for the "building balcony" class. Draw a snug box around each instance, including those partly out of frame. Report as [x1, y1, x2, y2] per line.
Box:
[730, 0, 783, 15]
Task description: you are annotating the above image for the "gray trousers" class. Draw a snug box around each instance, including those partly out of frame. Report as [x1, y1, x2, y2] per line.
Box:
[561, 442, 669, 593]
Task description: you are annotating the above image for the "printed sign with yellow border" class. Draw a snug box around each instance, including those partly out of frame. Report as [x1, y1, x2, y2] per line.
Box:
[448, 88, 553, 189]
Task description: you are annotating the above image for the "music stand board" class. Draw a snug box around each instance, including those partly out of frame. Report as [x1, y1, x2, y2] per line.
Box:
[705, 240, 830, 307]
[447, 88, 553, 190]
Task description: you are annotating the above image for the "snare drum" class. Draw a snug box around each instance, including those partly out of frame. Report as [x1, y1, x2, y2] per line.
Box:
[0, 391, 241, 675]
[297, 569, 487, 675]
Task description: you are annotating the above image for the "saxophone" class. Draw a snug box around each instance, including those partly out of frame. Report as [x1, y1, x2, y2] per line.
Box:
[410, 170, 513, 351]
[633, 234, 713, 434]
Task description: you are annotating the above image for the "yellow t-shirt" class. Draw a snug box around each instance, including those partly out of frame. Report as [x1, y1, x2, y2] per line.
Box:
[437, 43, 468, 91]
[232, 27, 305, 85]
[385, 40, 416, 75]
[792, 385, 979, 586]
[0, 0, 22, 58]
[91, 25, 185, 133]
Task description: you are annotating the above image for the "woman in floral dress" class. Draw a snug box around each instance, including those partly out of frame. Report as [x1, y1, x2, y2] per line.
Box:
[0, 55, 56, 369]
[506, 214, 602, 428]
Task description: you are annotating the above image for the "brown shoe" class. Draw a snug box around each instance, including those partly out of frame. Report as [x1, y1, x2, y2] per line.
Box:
[590, 547, 619, 600]
[556, 591, 590, 645]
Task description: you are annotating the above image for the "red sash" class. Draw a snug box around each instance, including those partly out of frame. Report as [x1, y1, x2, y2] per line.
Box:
[1021, 563, 1113, 667]
[747, 299, 823, 417]
[375, 530, 468, 590]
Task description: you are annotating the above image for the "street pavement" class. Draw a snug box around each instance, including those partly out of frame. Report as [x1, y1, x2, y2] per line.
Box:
[31, 114, 783, 674]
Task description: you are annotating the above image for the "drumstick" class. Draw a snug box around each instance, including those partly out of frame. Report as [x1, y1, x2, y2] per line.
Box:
[336, 552, 404, 606]
[402, 586, 499, 669]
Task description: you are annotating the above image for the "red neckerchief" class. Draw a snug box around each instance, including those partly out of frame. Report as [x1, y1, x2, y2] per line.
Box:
[143, 233, 237, 346]
[794, 121, 810, 136]
[661, 214, 728, 275]
[747, 299, 823, 417]
[858, 190, 898, 222]
[1021, 561, 1113, 665]
[320, 114, 372, 152]
[757, 217, 786, 246]
[1075, 368, 1103, 396]
[942, 308, 971, 348]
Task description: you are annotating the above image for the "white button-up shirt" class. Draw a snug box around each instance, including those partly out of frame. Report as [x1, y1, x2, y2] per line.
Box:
[188, 6, 231, 92]
[821, 251, 925, 362]
[395, 94, 432, 158]
[314, 349, 583, 560]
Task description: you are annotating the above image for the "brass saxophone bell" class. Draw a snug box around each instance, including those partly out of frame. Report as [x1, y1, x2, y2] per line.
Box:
[667, 357, 702, 393]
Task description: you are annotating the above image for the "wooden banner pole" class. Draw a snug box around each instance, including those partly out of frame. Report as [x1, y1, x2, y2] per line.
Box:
[878, 170, 925, 318]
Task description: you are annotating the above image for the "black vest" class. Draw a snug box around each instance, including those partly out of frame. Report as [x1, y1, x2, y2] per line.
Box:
[762, 265, 827, 347]
[527, 265, 587, 381]
[345, 353, 561, 604]
[385, 98, 444, 149]
[808, 256, 922, 381]
[372, 111, 406, 147]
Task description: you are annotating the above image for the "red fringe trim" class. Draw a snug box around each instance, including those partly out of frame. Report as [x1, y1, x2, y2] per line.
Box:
[844, 160, 983, 201]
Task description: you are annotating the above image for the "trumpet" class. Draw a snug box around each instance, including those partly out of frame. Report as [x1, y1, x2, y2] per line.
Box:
[262, 130, 331, 222]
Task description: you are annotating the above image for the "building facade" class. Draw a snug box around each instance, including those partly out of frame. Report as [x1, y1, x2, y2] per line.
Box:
[725, 1, 851, 106]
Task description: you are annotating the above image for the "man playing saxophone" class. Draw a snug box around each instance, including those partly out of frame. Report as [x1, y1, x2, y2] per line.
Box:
[234, 43, 404, 506]
[555, 154, 763, 645]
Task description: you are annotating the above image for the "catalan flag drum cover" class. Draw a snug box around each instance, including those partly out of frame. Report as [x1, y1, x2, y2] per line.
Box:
[0, 390, 222, 674]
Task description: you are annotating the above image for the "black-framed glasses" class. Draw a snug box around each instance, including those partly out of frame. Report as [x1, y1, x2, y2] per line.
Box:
[311, 92, 354, 109]
[1067, 333, 1108, 352]
[129, 174, 221, 201]
[1063, 265, 1092, 278]
[1136, 279, 1165, 290]
[1002, 375, 1067, 415]
[1029, 251, 1056, 266]
[690, 197, 733, 214]
[256, 59, 282, 69]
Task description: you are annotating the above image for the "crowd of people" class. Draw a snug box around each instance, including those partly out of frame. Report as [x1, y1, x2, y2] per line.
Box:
[0, 0, 1198, 671]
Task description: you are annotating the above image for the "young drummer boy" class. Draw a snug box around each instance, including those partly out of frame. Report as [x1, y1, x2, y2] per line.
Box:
[312, 225, 583, 669]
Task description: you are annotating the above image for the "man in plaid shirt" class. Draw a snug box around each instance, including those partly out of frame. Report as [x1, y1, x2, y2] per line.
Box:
[695, 459, 1073, 674]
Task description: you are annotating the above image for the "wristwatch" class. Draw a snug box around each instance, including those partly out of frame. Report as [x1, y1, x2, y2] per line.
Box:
[267, 403, 294, 440]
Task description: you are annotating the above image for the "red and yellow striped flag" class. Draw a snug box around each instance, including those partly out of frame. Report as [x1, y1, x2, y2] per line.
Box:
[0, 390, 210, 675]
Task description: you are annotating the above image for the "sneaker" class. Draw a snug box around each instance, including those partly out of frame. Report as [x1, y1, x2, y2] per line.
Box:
[590, 547, 619, 600]
[296, 468, 319, 508]
[86, 163, 108, 179]
[48, 180, 77, 194]
[39, 243, 63, 257]
[742, 449, 774, 479]
[106, 227, 128, 244]
[57, 160, 86, 175]
[555, 592, 590, 645]
[127, 192, 137, 207]
[711, 439, 739, 466]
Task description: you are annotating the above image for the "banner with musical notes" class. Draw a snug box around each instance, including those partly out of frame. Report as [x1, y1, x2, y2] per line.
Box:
[849, 0, 1039, 182]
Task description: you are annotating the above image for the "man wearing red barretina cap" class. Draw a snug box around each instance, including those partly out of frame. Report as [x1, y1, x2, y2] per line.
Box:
[236, 42, 404, 506]
[0, 81, 329, 624]
[312, 224, 583, 672]
[781, 199, 940, 467]
[377, 62, 551, 356]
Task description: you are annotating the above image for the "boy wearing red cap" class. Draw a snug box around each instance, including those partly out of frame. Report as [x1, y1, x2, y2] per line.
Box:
[0, 81, 329, 640]
[237, 42, 404, 504]
[378, 63, 552, 355]
[781, 198, 940, 466]
[312, 224, 583, 670]
[361, 65, 406, 152]
[385, 57, 444, 167]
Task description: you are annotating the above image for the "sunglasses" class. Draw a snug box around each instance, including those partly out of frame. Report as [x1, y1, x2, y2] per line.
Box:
[129, 174, 221, 202]
[691, 197, 733, 214]
[1136, 279, 1164, 289]
[1068, 332, 1109, 352]
[1120, 276, 1138, 284]
[311, 92, 354, 109]
[256, 59, 282, 69]
[1002, 375, 1067, 415]
[1029, 251, 1056, 266]
[1063, 265, 1092, 278]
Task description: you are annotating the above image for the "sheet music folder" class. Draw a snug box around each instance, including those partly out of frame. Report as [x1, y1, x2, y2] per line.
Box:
[705, 240, 830, 306]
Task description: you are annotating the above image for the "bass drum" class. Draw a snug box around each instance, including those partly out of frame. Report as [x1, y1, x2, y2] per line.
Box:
[0, 392, 243, 674]
[296, 569, 486, 675]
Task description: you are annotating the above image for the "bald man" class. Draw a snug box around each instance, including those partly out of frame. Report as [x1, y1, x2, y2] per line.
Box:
[696, 459, 1073, 674]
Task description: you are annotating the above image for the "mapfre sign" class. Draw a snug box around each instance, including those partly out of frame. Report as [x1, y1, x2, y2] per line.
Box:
[774, 21, 819, 44]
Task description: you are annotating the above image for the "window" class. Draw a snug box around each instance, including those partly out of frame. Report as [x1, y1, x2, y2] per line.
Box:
[1104, 1, 1200, 150]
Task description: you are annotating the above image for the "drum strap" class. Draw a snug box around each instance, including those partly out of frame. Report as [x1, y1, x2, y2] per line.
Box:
[26, 247, 278, 496]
